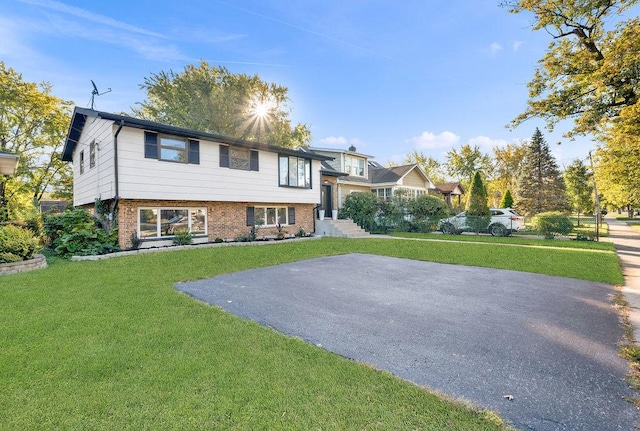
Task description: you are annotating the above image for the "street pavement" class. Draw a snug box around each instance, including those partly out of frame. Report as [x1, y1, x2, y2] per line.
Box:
[177, 250, 638, 431]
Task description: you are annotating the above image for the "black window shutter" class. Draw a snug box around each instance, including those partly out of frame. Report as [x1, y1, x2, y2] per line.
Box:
[246, 207, 255, 226]
[144, 132, 158, 159]
[188, 140, 200, 164]
[288, 207, 295, 225]
[220, 145, 229, 167]
[250, 150, 259, 171]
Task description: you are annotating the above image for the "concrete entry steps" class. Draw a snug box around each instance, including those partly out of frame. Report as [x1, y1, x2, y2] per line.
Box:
[315, 218, 370, 237]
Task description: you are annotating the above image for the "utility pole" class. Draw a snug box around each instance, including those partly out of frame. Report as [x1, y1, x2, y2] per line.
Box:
[589, 151, 601, 241]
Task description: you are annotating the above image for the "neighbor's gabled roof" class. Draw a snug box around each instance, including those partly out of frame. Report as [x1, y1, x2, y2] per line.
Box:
[62, 107, 333, 163]
[369, 163, 430, 185]
[434, 181, 465, 194]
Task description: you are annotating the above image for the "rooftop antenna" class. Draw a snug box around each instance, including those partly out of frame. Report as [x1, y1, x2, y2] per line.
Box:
[90, 80, 111, 110]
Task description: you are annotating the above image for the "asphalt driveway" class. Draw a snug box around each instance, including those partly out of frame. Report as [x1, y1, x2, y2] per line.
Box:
[176, 253, 637, 431]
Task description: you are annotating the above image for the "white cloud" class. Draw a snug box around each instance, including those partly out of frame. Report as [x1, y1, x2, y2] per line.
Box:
[490, 42, 503, 56]
[467, 135, 510, 150]
[410, 131, 460, 150]
[317, 136, 363, 148]
[513, 41, 524, 52]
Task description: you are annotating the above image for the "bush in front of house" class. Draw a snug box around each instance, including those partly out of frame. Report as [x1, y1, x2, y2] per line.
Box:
[0, 224, 38, 263]
[43, 207, 120, 258]
[532, 212, 574, 239]
[409, 195, 449, 231]
[342, 192, 379, 231]
[172, 229, 193, 245]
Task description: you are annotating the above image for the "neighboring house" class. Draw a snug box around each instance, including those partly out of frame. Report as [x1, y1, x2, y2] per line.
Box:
[39, 200, 71, 214]
[62, 107, 331, 249]
[304, 146, 435, 213]
[433, 182, 465, 207]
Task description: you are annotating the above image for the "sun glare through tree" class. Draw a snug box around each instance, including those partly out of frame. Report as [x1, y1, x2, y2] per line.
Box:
[241, 95, 277, 138]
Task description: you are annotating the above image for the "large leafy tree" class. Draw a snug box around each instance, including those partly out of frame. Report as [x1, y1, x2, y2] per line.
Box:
[492, 142, 527, 193]
[564, 158, 594, 220]
[502, 0, 640, 138]
[595, 103, 640, 216]
[133, 61, 311, 148]
[445, 144, 493, 187]
[403, 150, 446, 184]
[515, 128, 568, 215]
[0, 62, 72, 221]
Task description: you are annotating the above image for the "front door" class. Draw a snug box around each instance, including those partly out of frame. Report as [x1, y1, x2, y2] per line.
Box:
[321, 184, 333, 214]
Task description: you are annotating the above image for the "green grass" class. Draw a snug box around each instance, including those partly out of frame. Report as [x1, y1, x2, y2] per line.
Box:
[0, 237, 624, 430]
[390, 231, 616, 252]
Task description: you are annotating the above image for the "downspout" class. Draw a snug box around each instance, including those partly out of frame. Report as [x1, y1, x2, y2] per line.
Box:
[112, 120, 124, 216]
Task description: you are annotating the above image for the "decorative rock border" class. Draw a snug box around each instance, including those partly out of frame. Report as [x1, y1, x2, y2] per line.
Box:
[71, 235, 321, 261]
[0, 254, 48, 275]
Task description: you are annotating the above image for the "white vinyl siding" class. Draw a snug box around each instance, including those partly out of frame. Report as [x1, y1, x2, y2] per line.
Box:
[73, 118, 116, 206]
[116, 128, 320, 204]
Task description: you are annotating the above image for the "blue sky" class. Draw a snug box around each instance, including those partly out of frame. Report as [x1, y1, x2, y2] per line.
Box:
[2, 0, 604, 170]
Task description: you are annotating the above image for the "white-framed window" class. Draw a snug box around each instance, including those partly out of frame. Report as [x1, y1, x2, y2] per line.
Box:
[255, 206, 288, 226]
[89, 140, 96, 168]
[79, 150, 85, 174]
[247, 206, 296, 227]
[279, 156, 311, 188]
[138, 207, 207, 239]
[345, 155, 365, 177]
[372, 187, 393, 200]
[402, 188, 427, 199]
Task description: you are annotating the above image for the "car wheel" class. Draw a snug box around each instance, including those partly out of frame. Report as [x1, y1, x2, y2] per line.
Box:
[441, 222, 456, 234]
[489, 223, 507, 237]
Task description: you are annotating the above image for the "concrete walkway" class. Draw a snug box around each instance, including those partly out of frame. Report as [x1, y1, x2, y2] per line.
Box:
[603, 215, 640, 342]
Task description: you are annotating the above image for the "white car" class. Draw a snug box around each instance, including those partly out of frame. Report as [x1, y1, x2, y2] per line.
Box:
[438, 208, 525, 236]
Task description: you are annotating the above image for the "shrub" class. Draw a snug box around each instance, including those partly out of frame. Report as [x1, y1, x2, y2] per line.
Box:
[0, 225, 38, 263]
[532, 212, 574, 239]
[130, 233, 142, 250]
[409, 195, 449, 231]
[172, 230, 193, 246]
[342, 192, 379, 231]
[43, 207, 120, 258]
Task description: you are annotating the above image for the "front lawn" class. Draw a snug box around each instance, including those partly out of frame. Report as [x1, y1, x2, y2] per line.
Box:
[390, 231, 616, 252]
[0, 237, 623, 430]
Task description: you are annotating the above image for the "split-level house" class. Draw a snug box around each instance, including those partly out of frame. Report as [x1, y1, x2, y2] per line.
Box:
[303, 146, 435, 215]
[62, 107, 331, 249]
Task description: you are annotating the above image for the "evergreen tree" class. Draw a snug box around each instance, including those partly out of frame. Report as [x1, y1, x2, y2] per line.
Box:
[515, 128, 568, 215]
[500, 189, 514, 208]
[465, 171, 491, 234]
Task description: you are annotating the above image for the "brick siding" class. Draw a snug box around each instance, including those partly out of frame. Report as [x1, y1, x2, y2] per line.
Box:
[117, 199, 315, 249]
